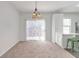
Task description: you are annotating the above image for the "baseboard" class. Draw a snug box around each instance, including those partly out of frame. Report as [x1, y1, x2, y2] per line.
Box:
[0, 40, 20, 57]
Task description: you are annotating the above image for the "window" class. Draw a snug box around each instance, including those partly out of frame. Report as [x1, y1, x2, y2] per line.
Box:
[63, 19, 71, 34]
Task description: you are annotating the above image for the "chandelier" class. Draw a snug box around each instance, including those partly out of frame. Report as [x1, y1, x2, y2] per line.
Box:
[32, 1, 41, 19]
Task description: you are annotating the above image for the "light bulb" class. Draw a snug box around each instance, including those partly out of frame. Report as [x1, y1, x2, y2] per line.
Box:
[33, 13, 36, 16]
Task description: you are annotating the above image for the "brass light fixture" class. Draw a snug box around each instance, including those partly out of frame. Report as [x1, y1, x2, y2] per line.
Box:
[32, 1, 41, 19]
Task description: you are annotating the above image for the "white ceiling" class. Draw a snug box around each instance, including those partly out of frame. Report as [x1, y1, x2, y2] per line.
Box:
[10, 1, 79, 13]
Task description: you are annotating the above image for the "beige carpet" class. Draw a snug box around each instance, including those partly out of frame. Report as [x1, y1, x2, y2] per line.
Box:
[1, 40, 75, 58]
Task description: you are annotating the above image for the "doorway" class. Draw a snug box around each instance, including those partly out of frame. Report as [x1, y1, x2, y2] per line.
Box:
[26, 20, 45, 41]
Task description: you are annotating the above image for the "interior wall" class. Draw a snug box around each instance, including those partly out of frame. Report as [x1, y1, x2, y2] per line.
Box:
[0, 2, 20, 56]
[19, 12, 52, 41]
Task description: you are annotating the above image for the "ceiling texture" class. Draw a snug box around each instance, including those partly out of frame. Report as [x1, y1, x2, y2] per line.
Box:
[10, 1, 79, 13]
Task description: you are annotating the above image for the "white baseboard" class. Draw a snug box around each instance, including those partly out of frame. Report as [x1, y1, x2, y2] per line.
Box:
[0, 40, 19, 57]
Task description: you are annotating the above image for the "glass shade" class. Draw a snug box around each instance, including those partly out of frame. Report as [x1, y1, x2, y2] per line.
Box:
[32, 8, 41, 19]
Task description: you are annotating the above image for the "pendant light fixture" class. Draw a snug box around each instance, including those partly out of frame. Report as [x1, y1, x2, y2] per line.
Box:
[32, 1, 41, 19]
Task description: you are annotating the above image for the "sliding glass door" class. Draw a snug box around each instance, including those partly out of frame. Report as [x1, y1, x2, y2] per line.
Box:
[26, 20, 45, 41]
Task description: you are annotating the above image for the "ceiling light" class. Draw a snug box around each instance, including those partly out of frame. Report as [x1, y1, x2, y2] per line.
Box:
[32, 1, 41, 19]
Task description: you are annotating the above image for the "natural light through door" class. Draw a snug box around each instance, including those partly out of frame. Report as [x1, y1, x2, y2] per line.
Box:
[26, 20, 45, 41]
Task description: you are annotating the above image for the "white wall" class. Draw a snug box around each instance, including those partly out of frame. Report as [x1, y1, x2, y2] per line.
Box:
[52, 14, 56, 43]
[19, 12, 52, 41]
[0, 2, 20, 56]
